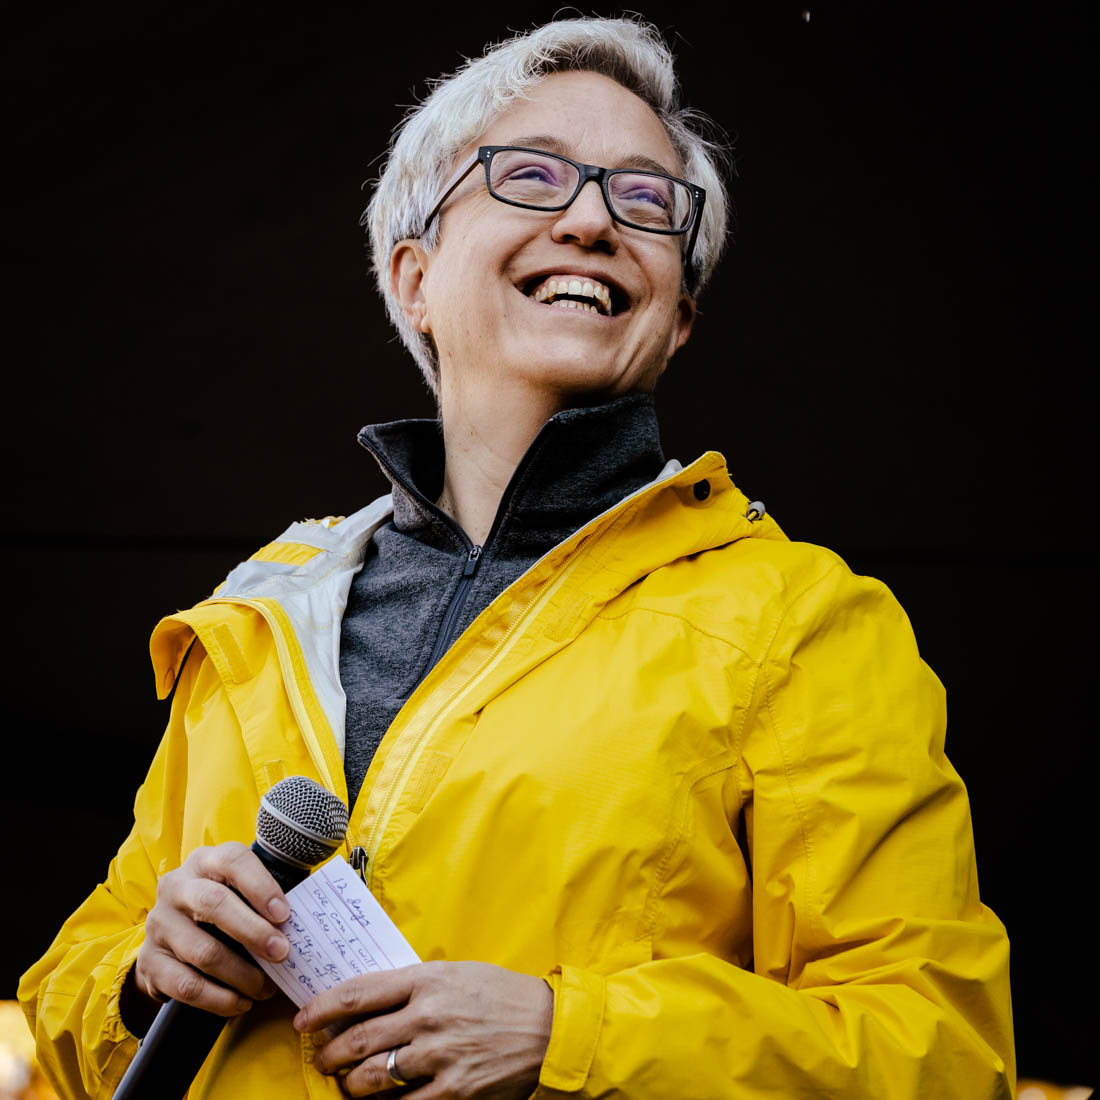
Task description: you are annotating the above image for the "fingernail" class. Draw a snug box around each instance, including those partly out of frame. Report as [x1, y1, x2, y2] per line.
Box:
[267, 935, 289, 961]
[268, 897, 289, 922]
[293, 1010, 307, 1030]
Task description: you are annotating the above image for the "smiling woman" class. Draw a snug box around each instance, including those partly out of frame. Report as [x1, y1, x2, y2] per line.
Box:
[19, 15, 1015, 1100]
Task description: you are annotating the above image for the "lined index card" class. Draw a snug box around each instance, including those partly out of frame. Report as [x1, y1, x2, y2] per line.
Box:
[249, 854, 420, 1008]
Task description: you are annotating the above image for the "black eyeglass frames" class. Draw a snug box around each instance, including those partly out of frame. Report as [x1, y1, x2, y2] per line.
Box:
[421, 146, 706, 284]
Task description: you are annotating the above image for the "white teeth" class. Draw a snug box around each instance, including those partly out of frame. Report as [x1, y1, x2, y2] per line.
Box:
[528, 274, 614, 315]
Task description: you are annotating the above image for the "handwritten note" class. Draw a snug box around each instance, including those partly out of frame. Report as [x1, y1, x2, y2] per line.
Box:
[248, 855, 420, 1008]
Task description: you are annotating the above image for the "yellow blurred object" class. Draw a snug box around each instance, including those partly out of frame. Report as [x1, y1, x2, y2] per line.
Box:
[1017, 1080, 1095, 1100]
[0, 1002, 58, 1100]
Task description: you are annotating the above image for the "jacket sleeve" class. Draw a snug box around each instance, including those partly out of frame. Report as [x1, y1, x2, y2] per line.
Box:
[16, 648, 203, 1100]
[534, 559, 1015, 1099]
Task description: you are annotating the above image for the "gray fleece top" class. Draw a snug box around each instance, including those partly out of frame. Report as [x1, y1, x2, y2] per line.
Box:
[339, 392, 666, 808]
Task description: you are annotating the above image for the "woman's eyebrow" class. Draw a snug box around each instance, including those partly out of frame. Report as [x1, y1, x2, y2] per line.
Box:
[504, 134, 677, 177]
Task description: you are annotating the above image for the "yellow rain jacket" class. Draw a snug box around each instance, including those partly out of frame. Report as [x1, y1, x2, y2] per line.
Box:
[19, 451, 1015, 1098]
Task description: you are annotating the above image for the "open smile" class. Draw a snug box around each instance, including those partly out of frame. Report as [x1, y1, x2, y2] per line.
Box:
[521, 273, 627, 316]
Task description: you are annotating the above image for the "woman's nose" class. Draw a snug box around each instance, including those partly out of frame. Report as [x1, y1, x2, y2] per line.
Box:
[550, 180, 619, 251]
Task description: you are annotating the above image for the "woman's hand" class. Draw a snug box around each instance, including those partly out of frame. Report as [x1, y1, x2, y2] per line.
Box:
[133, 841, 291, 1016]
[294, 960, 553, 1098]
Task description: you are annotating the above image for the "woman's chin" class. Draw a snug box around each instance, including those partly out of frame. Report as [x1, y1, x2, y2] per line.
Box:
[508, 356, 655, 401]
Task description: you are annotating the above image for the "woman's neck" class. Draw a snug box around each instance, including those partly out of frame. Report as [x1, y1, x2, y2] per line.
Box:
[434, 379, 572, 547]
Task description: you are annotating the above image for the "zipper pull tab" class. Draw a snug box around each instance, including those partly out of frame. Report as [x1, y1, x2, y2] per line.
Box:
[463, 545, 482, 578]
[349, 845, 369, 885]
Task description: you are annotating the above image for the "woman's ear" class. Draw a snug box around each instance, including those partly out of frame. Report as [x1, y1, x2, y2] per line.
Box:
[390, 240, 432, 334]
[666, 291, 697, 360]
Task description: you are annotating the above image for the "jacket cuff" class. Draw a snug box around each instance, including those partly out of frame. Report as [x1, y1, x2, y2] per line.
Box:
[537, 965, 606, 1093]
[97, 930, 146, 1091]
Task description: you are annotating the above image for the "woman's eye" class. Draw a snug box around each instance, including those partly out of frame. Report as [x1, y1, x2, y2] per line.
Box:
[508, 166, 556, 183]
[492, 154, 567, 189]
[622, 187, 668, 207]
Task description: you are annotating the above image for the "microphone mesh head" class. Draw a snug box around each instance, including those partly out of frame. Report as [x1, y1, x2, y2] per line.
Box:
[256, 776, 348, 869]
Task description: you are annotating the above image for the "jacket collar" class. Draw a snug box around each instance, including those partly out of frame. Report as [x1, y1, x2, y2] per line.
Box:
[355, 393, 667, 557]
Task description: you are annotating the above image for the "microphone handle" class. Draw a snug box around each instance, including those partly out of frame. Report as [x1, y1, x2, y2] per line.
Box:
[113, 843, 310, 1099]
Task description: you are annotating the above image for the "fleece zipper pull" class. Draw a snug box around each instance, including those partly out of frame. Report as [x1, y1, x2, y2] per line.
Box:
[462, 545, 482, 576]
[426, 544, 483, 672]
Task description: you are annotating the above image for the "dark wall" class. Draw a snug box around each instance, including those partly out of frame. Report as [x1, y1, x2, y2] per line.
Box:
[4, 2, 1095, 1086]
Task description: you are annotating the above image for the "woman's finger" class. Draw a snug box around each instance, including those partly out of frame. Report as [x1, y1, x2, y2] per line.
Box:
[187, 842, 290, 925]
[295, 967, 418, 1033]
[313, 1004, 418, 1076]
[154, 907, 276, 1000]
[341, 1042, 428, 1098]
[138, 947, 255, 1016]
[171, 871, 289, 963]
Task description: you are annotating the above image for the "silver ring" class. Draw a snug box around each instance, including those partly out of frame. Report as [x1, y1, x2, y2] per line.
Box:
[387, 1046, 409, 1088]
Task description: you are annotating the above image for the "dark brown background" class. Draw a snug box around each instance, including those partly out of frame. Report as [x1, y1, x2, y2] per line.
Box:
[4, 2, 1095, 1086]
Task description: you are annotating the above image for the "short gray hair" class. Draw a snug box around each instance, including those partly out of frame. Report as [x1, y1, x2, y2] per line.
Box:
[363, 16, 731, 394]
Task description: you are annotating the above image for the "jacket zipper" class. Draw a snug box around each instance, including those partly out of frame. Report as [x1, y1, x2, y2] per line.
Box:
[349, 845, 369, 884]
[364, 423, 555, 677]
[425, 544, 482, 672]
[358, 518, 603, 888]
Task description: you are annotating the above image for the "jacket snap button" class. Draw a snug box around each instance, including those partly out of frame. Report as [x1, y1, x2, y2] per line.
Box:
[693, 479, 711, 501]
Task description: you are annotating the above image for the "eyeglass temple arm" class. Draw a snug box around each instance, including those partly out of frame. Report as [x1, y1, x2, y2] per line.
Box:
[684, 189, 706, 294]
[421, 156, 482, 233]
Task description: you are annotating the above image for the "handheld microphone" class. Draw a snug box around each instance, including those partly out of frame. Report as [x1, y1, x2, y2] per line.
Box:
[113, 776, 349, 1099]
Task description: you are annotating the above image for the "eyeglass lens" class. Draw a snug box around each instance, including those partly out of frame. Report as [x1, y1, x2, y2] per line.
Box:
[488, 149, 693, 232]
